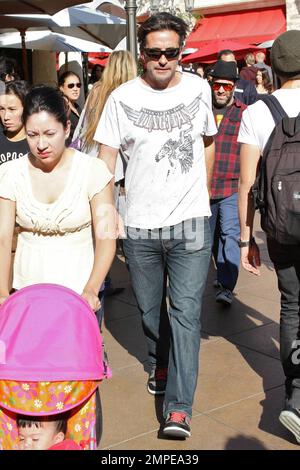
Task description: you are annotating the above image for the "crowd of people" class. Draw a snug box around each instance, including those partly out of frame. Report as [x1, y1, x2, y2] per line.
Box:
[0, 11, 300, 449]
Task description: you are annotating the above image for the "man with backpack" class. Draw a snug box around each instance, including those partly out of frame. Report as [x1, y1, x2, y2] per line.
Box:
[238, 30, 300, 444]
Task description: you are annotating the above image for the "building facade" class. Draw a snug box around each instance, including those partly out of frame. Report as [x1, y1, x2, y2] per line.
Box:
[136, 0, 298, 30]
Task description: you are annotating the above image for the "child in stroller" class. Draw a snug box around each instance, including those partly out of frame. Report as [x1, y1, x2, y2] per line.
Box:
[0, 284, 111, 450]
[17, 414, 82, 450]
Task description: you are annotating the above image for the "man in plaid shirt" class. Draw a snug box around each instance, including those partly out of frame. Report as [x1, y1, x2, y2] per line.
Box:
[209, 60, 247, 305]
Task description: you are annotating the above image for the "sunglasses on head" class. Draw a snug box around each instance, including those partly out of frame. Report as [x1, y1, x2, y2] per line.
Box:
[143, 47, 180, 60]
[67, 82, 82, 89]
[212, 82, 234, 92]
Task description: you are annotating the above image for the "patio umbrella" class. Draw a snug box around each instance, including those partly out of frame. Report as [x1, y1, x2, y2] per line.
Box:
[0, 15, 60, 80]
[0, 1, 90, 15]
[1, 5, 125, 77]
[181, 39, 258, 64]
[51, 5, 126, 49]
[6, 5, 126, 51]
[0, 30, 111, 52]
[257, 40, 274, 49]
[92, 0, 126, 19]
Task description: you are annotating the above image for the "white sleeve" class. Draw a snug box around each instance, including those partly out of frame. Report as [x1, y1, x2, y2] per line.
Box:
[0, 163, 16, 201]
[237, 108, 259, 146]
[239, 99, 279, 154]
[93, 95, 121, 150]
[202, 80, 217, 137]
[87, 158, 113, 201]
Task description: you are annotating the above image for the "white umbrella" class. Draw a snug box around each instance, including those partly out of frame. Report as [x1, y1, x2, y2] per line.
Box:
[87, 0, 126, 19]
[0, 30, 111, 52]
[114, 36, 140, 54]
[8, 5, 125, 27]
[6, 5, 126, 50]
[51, 5, 126, 49]
[0, 0, 90, 15]
[2, 5, 125, 76]
[257, 40, 274, 49]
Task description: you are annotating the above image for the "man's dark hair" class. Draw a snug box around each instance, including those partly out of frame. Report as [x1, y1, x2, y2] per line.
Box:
[138, 12, 189, 51]
[0, 56, 20, 81]
[5, 80, 30, 107]
[17, 415, 67, 435]
[217, 49, 234, 60]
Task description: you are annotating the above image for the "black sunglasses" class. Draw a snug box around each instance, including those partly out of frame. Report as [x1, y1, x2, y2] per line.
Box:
[67, 82, 82, 89]
[144, 48, 180, 60]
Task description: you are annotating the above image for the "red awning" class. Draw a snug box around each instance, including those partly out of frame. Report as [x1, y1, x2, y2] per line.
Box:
[186, 5, 286, 50]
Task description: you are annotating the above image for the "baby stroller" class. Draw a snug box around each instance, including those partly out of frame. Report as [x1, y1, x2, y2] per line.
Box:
[0, 283, 111, 450]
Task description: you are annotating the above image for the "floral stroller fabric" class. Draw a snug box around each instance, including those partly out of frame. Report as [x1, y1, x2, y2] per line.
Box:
[0, 284, 111, 450]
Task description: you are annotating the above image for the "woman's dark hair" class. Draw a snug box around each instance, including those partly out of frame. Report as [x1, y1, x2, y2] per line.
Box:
[5, 80, 30, 107]
[257, 67, 273, 93]
[58, 70, 81, 88]
[138, 12, 189, 51]
[89, 64, 103, 85]
[17, 415, 67, 435]
[23, 85, 69, 127]
[0, 56, 20, 81]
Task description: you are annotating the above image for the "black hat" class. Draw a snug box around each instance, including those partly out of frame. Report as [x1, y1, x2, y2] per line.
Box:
[210, 60, 239, 81]
[271, 30, 300, 79]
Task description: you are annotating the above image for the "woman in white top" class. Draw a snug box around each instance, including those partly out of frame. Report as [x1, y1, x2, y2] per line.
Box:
[0, 86, 116, 311]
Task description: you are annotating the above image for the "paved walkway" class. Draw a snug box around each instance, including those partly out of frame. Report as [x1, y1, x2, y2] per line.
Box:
[99, 216, 299, 450]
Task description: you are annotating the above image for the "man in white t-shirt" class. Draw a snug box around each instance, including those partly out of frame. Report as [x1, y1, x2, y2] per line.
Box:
[95, 12, 216, 439]
[238, 30, 300, 444]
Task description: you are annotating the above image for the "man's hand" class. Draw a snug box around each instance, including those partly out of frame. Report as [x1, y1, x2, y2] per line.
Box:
[240, 241, 261, 276]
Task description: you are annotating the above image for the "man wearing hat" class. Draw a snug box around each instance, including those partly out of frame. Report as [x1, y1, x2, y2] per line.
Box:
[209, 60, 247, 306]
[238, 30, 300, 443]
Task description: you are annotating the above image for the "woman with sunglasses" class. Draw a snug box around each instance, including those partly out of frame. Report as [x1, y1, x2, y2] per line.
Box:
[58, 71, 82, 145]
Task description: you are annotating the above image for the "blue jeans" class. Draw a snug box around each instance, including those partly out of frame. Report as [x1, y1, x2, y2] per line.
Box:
[209, 192, 240, 292]
[123, 217, 211, 418]
[96, 291, 105, 329]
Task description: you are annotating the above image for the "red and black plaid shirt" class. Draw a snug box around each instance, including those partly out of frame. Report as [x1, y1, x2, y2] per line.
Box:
[211, 99, 247, 199]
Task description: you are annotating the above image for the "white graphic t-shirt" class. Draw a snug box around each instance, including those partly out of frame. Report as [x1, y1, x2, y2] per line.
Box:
[94, 73, 217, 229]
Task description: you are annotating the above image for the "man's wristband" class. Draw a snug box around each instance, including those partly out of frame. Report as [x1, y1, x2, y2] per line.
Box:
[238, 237, 255, 248]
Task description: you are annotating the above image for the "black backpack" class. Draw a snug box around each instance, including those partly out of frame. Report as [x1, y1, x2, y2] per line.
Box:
[252, 95, 300, 244]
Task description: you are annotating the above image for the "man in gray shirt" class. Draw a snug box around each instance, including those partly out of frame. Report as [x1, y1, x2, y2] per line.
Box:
[254, 51, 273, 84]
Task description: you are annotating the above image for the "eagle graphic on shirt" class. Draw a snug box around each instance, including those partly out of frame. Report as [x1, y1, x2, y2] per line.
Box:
[120, 95, 201, 177]
[120, 95, 201, 133]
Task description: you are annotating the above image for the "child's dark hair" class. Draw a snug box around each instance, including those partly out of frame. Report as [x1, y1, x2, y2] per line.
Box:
[58, 70, 81, 88]
[17, 415, 67, 435]
[5, 80, 30, 108]
[138, 12, 189, 51]
[23, 85, 69, 128]
[217, 49, 234, 60]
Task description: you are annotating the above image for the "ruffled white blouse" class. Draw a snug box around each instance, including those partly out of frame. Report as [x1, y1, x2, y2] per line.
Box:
[0, 151, 113, 294]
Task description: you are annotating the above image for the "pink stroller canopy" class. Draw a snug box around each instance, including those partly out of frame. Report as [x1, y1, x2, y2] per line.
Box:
[0, 284, 108, 382]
